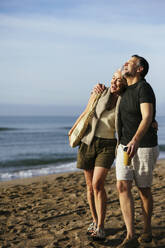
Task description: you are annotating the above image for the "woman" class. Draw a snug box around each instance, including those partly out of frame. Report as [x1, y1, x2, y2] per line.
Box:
[68, 70, 127, 240]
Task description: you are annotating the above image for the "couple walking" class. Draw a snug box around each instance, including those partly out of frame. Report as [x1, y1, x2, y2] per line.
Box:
[68, 55, 159, 247]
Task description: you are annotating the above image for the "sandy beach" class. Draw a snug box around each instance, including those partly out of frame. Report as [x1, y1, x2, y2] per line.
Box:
[0, 160, 165, 248]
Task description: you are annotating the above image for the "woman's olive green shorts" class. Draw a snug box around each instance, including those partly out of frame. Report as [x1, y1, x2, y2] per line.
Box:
[77, 136, 117, 170]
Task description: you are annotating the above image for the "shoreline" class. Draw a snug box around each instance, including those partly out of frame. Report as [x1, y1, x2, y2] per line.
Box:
[0, 170, 79, 186]
[0, 158, 164, 186]
[0, 160, 165, 247]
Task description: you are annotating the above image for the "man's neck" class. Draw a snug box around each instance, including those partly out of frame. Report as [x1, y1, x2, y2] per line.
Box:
[126, 75, 141, 86]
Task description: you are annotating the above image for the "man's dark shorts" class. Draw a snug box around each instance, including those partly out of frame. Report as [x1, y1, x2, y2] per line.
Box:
[77, 136, 117, 170]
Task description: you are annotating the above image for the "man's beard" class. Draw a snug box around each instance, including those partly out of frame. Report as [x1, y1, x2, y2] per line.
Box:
[123, 70, 136, 78]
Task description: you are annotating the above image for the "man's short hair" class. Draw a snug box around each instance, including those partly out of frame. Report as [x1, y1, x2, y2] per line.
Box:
[132, 55, 149, 78]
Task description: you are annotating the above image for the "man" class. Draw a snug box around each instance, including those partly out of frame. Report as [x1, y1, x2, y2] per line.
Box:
[115, 55, 159, 247]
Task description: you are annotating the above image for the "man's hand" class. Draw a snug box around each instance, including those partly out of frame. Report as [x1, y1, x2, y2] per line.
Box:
[127, 139, 139, 158]
[93, 83, 106, 94]
[152, 120, 158, 131]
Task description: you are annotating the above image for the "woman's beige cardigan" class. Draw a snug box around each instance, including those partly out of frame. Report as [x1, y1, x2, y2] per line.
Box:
[81, 88, 121, 146]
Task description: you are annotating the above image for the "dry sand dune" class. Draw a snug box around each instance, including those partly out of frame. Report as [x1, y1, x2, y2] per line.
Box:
[0, 160, 165, 248]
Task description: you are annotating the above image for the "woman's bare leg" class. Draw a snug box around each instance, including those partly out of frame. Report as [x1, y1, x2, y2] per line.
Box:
[92, 167, 109, 229]
[84, 169, 97, 224]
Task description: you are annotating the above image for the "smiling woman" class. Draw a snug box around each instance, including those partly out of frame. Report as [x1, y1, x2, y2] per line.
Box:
[68, 69, 127, 240]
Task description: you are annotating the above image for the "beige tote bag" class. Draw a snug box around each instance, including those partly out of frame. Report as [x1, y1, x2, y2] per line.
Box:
[69, 94, 101, 147]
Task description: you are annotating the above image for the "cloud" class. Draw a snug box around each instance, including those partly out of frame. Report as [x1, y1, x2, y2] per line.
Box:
[0, 13, 165, 48]
[0, 1, 165, 108]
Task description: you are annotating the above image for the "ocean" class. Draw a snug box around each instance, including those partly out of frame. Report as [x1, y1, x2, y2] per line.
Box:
[0, 115, 165, 181]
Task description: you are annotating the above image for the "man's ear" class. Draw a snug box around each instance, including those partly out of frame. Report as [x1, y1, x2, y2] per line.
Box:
[137, 66, 144, 73]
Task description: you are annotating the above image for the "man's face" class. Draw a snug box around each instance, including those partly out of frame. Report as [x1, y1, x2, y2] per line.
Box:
[122, 57, 139, 78]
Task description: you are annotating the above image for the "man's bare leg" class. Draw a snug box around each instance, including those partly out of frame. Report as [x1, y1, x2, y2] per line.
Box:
[138, 187, 153, 234]
[117, 180, 135, 239]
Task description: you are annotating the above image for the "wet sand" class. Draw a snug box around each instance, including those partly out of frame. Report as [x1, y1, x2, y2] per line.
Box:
[0, 160, 165, 248]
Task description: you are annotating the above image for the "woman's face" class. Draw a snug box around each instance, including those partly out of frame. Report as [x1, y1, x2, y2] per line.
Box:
[110, 71, 126, 94]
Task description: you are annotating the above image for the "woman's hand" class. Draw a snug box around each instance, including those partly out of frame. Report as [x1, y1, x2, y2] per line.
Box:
[92, 83, 106, 94]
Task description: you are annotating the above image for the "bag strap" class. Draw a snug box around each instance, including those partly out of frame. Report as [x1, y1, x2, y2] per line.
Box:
[91, 93, 102, 110]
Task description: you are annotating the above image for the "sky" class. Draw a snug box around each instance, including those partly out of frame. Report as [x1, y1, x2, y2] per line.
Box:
[0, 0, 165, 115]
